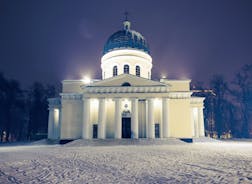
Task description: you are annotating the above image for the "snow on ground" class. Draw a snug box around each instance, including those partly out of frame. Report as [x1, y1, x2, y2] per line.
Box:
[0, 140, 252, 184]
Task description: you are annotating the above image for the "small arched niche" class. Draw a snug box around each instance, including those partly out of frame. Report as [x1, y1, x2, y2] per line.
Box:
[121, 82, 131, 86]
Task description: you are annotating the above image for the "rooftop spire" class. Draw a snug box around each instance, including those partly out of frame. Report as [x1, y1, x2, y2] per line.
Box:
[123, 11, 131, 30]
[124, 11, 129, 21]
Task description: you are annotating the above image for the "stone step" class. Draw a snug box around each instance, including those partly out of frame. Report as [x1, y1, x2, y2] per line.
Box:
[64, 138, 187, 147]
[192, 137, 220, 143]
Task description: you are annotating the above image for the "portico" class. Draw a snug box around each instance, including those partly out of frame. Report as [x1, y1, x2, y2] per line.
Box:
[81, 97, 163, 139]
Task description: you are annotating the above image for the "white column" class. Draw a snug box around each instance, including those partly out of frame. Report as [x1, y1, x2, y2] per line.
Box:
[145, 100, 148, 138]
[194, 108, 199, 138]
[131, 98, 139, 139]
[98, 98, 106, 139]
[48, 108, 54, 139]
[147, 98, 155, 138]
[57, 108, 62, 139]
[82, 98, 91, 139]
[198, 107, 205, 137]
[53, 109, 60, 139]
[191, 108, 195, 137]
[162, 98, 169, 138]
[114, 98, 122, 139]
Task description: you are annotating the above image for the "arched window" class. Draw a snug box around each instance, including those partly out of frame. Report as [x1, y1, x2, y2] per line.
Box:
[136, 65, 140, 77]
[113, 66, 118, 76]
[124, 65, 129, 74]
[121, 82, 131, 86]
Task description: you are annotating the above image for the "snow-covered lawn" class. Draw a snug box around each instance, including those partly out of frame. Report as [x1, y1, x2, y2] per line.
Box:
[0, 140, 252, 183]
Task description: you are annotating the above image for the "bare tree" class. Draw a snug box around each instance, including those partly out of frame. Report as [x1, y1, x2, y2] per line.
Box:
[233, 64, 252, 138]
[209, 75, 235, 137]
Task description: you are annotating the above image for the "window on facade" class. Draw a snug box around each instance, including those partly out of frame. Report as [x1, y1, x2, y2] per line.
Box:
[136, 65, 140, 77]
[113, 66, 118, 76]
[124, 65, 129, 74]
[122, 82, 131, 86]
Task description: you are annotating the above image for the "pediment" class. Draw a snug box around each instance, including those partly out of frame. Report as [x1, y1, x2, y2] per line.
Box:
[88, 74, 168, 87]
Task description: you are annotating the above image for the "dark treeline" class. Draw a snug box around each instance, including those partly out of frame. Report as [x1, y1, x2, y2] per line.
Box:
[192, 64, 252, 138]
[0, 73, 61, 142]
[0, 64, 251, 141]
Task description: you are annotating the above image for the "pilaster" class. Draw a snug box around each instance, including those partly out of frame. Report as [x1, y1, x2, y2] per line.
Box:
[131, 98, 139, 138]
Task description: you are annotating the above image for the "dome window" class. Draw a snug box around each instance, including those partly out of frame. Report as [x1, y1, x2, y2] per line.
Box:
[113, 66, 118, 76]
[122, 82, 131, 86]
[124, 65, 129, 74]
[136, 66, 140, 77]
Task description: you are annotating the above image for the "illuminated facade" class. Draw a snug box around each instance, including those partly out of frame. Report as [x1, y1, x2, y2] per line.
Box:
[48, 20, 205, 140]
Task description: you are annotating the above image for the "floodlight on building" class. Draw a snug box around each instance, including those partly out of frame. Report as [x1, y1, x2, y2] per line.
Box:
[90, 99, 99, 110]
[82, 76, 91, 84]
[154, 98, 162, 107]
[161, 73, 167, 79]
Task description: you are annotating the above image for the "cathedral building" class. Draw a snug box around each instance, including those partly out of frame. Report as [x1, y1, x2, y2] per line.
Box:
[47, 19, 205, 141]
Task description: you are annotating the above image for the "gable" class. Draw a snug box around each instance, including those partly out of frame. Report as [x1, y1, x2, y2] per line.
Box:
[89, 74, 168, 87]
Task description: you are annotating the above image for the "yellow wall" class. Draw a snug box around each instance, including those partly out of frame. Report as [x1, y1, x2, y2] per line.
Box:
[60, 99, 82, 139]
[160, 79, 190, 91]
[169, 99, 193, 138]
[62, 80, 83, 93]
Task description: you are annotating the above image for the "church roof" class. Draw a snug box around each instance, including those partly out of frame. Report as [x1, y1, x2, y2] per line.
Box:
[103, 21, 150, 55]
[85, 74, 168, 87]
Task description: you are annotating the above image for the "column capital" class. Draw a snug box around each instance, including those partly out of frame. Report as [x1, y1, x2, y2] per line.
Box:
[131, 97, 139, 101]
[48, 106, 60, 111]
[198, 106, 204, 110]
[112, 97, 122, 102]
[146, 97, 155, 101]
[82, 97, 90, 101]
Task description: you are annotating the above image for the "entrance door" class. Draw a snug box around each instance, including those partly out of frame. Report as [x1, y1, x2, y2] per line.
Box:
[155, 124, 160, 138]
[122, 118, 131, 138]
[93, 124, 98, 138]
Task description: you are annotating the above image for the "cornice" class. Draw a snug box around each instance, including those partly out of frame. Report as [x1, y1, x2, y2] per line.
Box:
[82, 86, 169, 94]
[60, 93, 83, 100]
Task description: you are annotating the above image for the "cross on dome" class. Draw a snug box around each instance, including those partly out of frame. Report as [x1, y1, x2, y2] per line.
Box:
[124, 11, 129, 21]
[123, 11, 131, 30]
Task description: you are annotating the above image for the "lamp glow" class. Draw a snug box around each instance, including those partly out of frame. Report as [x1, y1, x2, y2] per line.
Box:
[82, 76, 91, 84]
[154, 98, 162, 107]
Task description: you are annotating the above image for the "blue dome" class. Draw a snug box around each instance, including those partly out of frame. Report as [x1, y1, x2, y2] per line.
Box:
[103, 21, 150, 55]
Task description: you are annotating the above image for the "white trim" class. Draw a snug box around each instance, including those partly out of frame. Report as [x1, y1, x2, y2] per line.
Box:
[60, 93, 83, 100]
[83, 86, 169, 94]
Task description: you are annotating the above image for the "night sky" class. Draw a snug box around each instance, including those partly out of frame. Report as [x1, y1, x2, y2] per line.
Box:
[0, 0, 251, 87]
